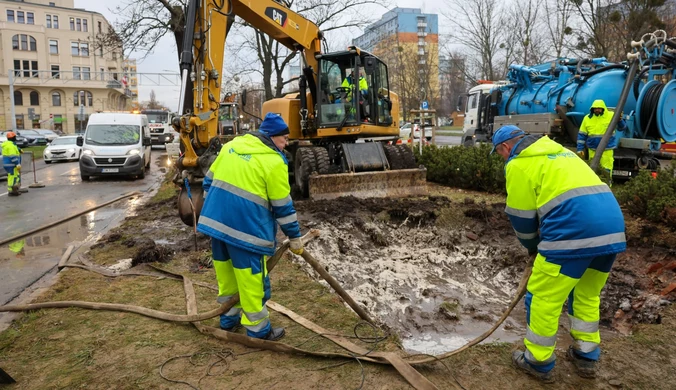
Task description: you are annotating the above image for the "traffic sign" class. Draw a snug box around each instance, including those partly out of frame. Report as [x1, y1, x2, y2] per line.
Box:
[421, 101, 429, 110]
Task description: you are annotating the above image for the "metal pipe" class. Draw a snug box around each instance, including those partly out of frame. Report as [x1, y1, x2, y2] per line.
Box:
[9, 70, 16, 129]
[178, 69, 188, 114]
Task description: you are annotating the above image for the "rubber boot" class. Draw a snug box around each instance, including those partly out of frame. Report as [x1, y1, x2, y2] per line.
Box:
[262, 327, 285, 341]
[567, 346, 597, 378]
[221, 323, 242, 332]
[511, 351, 554, 383]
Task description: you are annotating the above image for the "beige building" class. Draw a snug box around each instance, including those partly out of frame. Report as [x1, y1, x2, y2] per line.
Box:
[0, 0, 129, 133]
[122, 58, 138, 104]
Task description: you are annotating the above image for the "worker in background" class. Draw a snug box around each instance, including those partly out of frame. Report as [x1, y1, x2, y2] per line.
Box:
[491, 125, 626, 382]
[2, 132, 22, 196]
[577, 99, 626, 175]
[341, 68, 368, 103]
[197, 113, 304, 341]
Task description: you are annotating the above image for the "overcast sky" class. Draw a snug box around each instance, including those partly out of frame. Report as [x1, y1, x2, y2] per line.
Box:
[74, 0, 447, 111]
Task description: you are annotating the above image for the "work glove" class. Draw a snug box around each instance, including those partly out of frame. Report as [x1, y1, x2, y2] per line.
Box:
[289, 237, 304, 255]
[576, 151, 585, 159]
[16, 164, 21, 171]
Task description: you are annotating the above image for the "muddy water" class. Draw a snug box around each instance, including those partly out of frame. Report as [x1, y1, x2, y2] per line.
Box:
[0, 200, 140, 306]
[298, 220, 528, 355]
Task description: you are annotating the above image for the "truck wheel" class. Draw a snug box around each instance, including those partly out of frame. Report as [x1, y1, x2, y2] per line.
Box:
[139, 169, 145, 179]
[145, 155, 151, 170]
[294, 147, 317, 198]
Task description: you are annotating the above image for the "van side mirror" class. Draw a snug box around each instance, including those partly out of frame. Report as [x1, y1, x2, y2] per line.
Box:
[76, 136, 83, 146]
[241, 90, 247, 106]
[143, 137, 152, 146]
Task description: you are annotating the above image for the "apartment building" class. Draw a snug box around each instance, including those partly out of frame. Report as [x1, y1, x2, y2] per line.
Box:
[0, 0, 128, 133]
[122, 58, 137, 104]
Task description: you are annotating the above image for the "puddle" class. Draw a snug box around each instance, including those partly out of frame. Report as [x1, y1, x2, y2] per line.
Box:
[0, 200, 144, 306]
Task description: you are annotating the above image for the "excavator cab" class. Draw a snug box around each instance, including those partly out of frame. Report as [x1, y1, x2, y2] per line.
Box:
[317, 51, 394, 131]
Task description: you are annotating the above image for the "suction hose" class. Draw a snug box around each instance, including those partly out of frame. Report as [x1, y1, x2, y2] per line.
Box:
[590, 59, 640, 172]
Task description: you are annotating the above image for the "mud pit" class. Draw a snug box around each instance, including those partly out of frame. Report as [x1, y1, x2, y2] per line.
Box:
[293, 195, 676, 354]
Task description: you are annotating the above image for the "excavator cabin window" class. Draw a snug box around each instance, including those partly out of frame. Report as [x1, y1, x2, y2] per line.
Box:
[317, 53, 392, 127]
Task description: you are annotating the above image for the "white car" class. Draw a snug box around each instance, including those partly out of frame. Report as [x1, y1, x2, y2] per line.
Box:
[43, 136, 82, 163]
[399, 122, 431, 141]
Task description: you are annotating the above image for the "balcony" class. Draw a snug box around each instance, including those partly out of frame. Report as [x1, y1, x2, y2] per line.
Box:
[5, 69, 127, 94]
[417, 31, 427, 37]
[418, 59, 426, 65]
[417, 22, 427, 28]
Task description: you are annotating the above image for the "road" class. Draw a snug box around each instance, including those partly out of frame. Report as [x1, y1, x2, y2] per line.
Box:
[433, 135, 462, 146]
[0, 149, 167, 308]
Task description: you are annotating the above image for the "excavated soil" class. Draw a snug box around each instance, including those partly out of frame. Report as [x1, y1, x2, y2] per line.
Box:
[293, 195, 676, 354]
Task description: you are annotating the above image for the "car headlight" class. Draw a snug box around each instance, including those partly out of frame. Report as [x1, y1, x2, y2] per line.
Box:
[83, 149, 94, 156]
[127, 148, 141, 156]
[67, 148, 75, 153]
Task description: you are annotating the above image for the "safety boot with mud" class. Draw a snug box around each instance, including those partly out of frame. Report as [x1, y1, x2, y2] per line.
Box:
[511, 351, 554, 383]
[262, 327, 285, 341]
[7, 191, 21, 197]
[567, 346, 597, 378]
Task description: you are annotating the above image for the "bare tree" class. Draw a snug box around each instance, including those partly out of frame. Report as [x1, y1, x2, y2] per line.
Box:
[144, 90, 164, 109]
[443, 0, 506, 81]
[543, 0, 574, 59]
[509, 0, 548, 65]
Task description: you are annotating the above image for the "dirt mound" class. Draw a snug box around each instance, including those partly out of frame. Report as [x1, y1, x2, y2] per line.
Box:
[131, 238, 172, 266]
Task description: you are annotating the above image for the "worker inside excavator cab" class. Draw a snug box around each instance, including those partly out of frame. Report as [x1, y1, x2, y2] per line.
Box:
[318, 55, 377, 125]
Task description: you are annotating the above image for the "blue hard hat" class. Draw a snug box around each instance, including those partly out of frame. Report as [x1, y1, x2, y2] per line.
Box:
[258, 113, 290, 137]
[490, 125, 525, 154]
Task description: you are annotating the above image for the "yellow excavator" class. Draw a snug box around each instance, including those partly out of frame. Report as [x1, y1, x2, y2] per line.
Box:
[173, 0, 426, 226]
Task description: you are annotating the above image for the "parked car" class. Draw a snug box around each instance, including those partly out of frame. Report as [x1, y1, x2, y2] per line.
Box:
[399, 122, 432, 141]
[0, 131, 29, 148]
[14, 130, 48, 146]
[43, 136, 82, 163]
[35, 129, 59, 143]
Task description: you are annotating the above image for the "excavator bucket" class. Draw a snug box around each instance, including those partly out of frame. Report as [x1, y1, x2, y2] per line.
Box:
[308, 168, 428, 201]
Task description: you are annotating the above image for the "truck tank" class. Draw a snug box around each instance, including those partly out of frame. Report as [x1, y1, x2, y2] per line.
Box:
[465, 30, 676, 178]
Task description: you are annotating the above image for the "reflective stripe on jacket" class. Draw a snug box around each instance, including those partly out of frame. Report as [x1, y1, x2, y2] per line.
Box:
[2, 140, 20, 172]
[505, 135, 626, 259]
[577, 99, 622, 151]
[197, 133, 301, 255]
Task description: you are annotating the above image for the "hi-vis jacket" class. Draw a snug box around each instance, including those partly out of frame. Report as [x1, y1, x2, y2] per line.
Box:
[577, 99, 624, 151]
[505, 135, 626, 260]
[197, 133, 301, 256]
[1, 140, 20, 173]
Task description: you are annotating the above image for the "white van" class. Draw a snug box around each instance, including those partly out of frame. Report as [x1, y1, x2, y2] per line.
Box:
[77, 113, 152, 181]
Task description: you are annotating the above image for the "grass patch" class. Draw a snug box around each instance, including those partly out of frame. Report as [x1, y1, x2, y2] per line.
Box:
[23, 145, 47, 160]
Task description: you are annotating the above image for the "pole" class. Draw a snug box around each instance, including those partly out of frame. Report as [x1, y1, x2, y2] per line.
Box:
[28, 151, 45, 188]
[9, 70, 17, 129]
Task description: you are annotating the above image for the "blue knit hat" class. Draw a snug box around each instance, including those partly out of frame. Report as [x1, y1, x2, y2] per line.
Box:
[258, 113, 290, 137]
[490, 125, 525, 154]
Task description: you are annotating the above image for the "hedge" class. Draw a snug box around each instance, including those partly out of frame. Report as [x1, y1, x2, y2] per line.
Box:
[615, 165, 676, 226]
[415, 144, 506, 193]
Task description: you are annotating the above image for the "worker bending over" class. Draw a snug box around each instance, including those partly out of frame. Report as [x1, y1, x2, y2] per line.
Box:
[577, 99, 626, 175]
[2, 132, 22, 196]
[197, 113, 304, 341]
[491, 125, 626, 382]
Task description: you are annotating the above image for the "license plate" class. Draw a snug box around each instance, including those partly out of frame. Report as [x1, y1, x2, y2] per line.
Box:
[102, 168, 119, 173]
[612, 170, 630, 177]
[52, 155, 65, 159]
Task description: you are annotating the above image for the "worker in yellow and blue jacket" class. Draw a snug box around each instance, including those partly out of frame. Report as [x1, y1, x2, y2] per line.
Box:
[197, 113, 304, 341]
[2, 132, 22, 196]
[577, 99, 626, 174]
[491, 125, 626, 382]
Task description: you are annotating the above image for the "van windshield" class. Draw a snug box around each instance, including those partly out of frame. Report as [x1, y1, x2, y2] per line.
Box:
[85, 125, 140, 146]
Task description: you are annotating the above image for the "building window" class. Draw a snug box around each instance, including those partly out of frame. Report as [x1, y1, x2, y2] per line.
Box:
[53, 15, 59, 28]
[82, 67, 91, 80]
[17, 11, 24, 23]
[50, 2, 56, 6]
[16, 115, 25, 130]
[71, 42, 89, 56]
[51, 65, 60, 79]
[14, 91, 23, 106]
[7, 10, 14, 22]
[27, 12, 34, 24]
[87, 91, 93, 107]
[12, 35, 18, 50]
[100, 67, 105, 80]
[73, 91, 94, 107]
[13, 35, 37, 51]
[76, 18, 81, 31]
[98, 21, 102, 33]
[46, 14, 51, 28]
[83, 19, 88, 32]
[52, 92, 61, 106]
[112, 51, 117, 61]
[73, 66, 81, 80]
[80, 42, 89, 56]
[15, 60, 39, 78]
[70, 17, 75, 30]
[99, 47, 103, 56]
[49, 40, 58, 54]
[13, 60, 20, 76]
[31, 61, 38, 77]
[30, 91, 39, 106]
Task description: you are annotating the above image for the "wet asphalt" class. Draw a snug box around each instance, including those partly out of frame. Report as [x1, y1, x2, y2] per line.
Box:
[0, 149, 168, 307]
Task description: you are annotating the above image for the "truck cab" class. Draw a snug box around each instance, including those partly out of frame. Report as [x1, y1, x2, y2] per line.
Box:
[461, 82, 499, 147]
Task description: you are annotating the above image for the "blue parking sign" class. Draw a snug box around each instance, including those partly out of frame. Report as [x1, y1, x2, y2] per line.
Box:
[421, 101, 429, 110]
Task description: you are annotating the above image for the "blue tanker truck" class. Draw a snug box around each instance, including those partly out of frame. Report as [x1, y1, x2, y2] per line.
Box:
[462, 30, 676, 179]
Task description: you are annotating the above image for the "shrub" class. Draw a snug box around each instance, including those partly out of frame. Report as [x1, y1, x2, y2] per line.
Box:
[415, 144, 506, 193]
[615, 165, 676, 225]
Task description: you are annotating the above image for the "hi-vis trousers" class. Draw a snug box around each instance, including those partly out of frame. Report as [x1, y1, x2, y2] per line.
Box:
[523, 253, 616, 373]
[212, 239, 272, 338]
